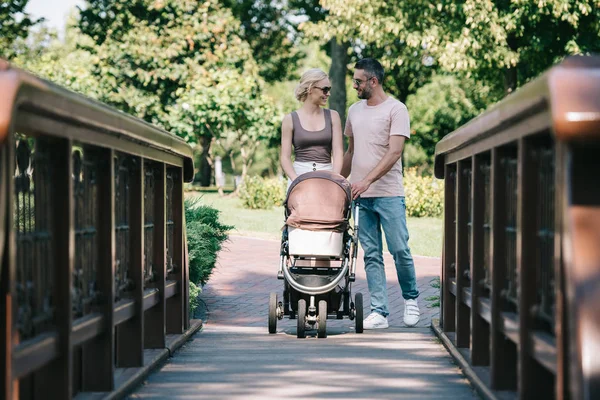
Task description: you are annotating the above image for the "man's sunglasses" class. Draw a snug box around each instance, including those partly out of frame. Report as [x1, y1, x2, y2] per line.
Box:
[314, 86, 332, 95]
[352, 77, 374, 86]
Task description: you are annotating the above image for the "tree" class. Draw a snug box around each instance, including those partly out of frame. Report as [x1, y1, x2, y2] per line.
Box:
[219, 0, 304, 83]
[78, 0, 280, 186]
[10, 22, 101, 98]
[405, 75, 489, 158]
[310, 0, 600, 98]
[0, 0, 43, 58]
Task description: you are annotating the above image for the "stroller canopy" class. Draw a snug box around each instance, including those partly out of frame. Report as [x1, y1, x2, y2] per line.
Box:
[285, 171, 352, 232]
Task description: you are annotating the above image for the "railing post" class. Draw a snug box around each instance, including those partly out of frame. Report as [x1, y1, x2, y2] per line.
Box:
[471, 154, 489, 365]
[34, 138, 74, 398]
[83, 148, 115, 391]
[145, 163, 166, 348]
[442, 163, 456, 332]
[555, 143, 568, 400]
[116, 157, 144, 366]
[490, 147, 517, 390]
[564, 144, 600, 399]
[1, 139, 16, 400]
[167, 168, 184, 334]
[517, 138, 542, 398]
[455, 160, 470, 348]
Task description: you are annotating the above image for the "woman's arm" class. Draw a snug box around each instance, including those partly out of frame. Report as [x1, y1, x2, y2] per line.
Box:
[280, 114, 297, 181]
[330, 110, 344, 175]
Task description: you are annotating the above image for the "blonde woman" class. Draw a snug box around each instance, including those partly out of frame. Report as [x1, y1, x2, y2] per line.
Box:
[280, 68, 344, 188]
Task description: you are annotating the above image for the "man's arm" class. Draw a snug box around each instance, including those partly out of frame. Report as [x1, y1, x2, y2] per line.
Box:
[341, 136, 354, 178]
[350, 135, 406, 199]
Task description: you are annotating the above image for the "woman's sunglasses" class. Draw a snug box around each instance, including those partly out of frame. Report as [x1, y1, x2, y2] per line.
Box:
[314, 86, 332, 95]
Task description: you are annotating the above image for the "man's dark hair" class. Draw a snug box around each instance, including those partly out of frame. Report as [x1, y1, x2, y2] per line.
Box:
[355, 58, 385, 84]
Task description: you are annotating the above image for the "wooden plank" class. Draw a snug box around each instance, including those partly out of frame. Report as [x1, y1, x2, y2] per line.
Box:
[34, 138, 73, 399]
[490, 147, 517, 390]
[471, 154, 490, 366]
[11, 333, 58, 380]
[455, 160, 470, 348]
[478, 298, 492, 324]
[531, 330, 557, 375]
[116, 157, 144, 367]
[71, 314, 104, 347]
[461, 287, 472, 308]
[145, 163, 166, 348]
[82, 148, 115, 391]
[16, 112, 185, 169]
[165, 280, 178, 299]
[166, 168, 185, 334]
[442, 163, 456, 332]
[113, 299, 136, 326]
[143, 289, 160, 311]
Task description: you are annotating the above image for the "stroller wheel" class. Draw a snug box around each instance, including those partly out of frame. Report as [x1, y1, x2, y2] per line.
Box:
[297, 299, 307, 338]
[268, 292, 277, 334]
[355, 293, 364, 334]
[317, 300, 327, 338]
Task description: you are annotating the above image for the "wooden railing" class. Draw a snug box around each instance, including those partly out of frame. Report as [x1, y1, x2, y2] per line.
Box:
[0, 60, 200, 399]
[433, 55, 600, 400]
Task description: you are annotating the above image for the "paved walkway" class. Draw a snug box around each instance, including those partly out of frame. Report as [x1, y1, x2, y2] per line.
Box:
[129, 236, 478, 399]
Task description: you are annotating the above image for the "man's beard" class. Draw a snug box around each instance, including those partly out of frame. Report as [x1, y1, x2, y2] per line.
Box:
[357, 85, 372, 99]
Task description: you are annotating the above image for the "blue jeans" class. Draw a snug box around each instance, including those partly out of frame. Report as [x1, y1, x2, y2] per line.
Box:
[355, 197, 419, 317]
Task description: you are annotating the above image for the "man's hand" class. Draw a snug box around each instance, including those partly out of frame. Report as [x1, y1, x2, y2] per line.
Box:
[351, 179, 371, 199]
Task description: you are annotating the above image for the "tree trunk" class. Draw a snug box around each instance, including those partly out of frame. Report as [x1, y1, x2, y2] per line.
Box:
[504, 67, 517, 97]
[504, 35, 518, 97]
[199, 135, 212, 187]
[328, 38, 349, 126]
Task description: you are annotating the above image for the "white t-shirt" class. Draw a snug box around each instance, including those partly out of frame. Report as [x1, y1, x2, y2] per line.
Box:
[344, 97, 410, 197]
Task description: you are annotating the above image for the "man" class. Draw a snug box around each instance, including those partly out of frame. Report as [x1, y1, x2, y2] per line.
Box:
[342, 58, 420, 329]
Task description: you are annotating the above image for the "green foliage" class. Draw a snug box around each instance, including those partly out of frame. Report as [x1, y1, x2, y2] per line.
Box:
[0, 0, 43, 58]
[220, 0, 304, 82]
[189, 281, 202, 315]
[403, 143, 431, 173]
[238, 175, 287, 210]
[406, 75, 489, 158]
[404, 168, 444, 218]
[185, 197, 233, 286]
[10, 22, 102, 98]
[78, 0, 280, 148]
[310, 0, 600, 98]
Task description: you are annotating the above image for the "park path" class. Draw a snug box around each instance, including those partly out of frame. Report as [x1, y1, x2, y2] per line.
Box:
[128, 235, 478, 399]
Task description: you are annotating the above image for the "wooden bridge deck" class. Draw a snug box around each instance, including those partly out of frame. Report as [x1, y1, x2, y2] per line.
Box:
[128, 236, 478, 400]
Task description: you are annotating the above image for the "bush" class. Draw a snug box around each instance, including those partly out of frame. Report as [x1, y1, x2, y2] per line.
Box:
[238, 175, 286, 209]
[404, 168, 444, 218]
[185, 197, 233, 286]
[189, 281, 202, 316]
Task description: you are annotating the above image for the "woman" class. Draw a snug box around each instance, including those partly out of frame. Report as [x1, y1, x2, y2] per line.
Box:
[280, 68, 344, 188]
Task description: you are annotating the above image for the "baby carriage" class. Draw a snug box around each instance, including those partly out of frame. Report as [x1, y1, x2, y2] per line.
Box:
[268, 170, 364, 338]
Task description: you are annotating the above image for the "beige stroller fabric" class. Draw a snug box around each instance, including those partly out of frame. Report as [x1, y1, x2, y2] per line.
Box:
[285, 171, 352, 232]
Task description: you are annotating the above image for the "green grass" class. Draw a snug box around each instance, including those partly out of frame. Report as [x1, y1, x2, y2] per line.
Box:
[188, 192, 443, 257]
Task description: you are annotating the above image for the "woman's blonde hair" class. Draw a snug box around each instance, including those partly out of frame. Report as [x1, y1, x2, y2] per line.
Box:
[294, 68, 328, 102]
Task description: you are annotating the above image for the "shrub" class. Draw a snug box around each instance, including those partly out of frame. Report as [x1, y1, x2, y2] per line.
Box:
[238, 175, 286, 209]
[189, 281, 202, 316]
[404, 168, 444, 218]
[185, 197, 233, 286]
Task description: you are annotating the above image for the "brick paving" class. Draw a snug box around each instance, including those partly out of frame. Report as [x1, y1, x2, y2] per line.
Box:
[129, 235, 479, 399]
[199, 235, 442, 330]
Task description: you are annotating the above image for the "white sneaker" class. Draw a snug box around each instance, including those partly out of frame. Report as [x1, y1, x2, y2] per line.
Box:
[404, 299, 420, 327]
[363, 312, 389, 329]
